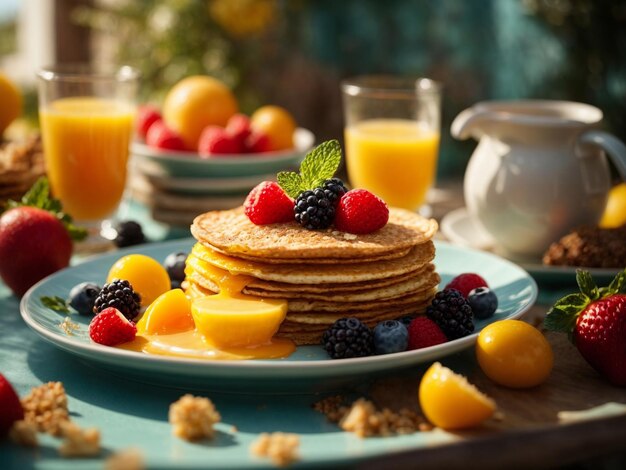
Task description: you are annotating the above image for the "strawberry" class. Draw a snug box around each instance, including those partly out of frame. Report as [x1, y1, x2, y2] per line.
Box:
[136, 105, 162, 140]
[89, 307, 137, 346]
[198, 126, 242, 155]
[445, 273, 488, 298]
[407, 317, 448, 350]
[244, 181, 294, 225]
[146, 120, 187, 151]
[545, 269, 626, 386]
[0, 373, 24, 436]
[334, 189, 389, 234]
[245, 130, 272, 153]
[225, 113, 252, 146]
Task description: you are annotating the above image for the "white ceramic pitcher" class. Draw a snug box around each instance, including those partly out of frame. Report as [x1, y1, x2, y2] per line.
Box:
[451, 100, 626, 258]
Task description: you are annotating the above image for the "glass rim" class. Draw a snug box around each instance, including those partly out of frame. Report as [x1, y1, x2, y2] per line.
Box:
[37, 64, 140, 83]
[341, 75, 441, 99]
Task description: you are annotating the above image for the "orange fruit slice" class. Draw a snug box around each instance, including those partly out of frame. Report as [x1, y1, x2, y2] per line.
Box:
[137, 289, 193, 335]
[0, 73, 22, 137]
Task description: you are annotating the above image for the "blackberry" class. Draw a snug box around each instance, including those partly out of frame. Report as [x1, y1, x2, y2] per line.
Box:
[322, 317, 374, 359]
[294, 188, 335, 229]
[322, 178, 348, 204]
[113, 220, 146, 248]
[93, 279, 141, 320]
[426, 289, 474, 340]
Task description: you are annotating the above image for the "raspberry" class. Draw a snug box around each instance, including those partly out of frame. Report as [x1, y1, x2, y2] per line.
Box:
[198, 126, 242, 155]
[146, 121, 187, 151]
[426, 289, 475, 340]
[407, 317, 448, 350]
[322, 317, 374, 359]
[445, 273, 489, 298]
[244, 181, 294, 225]
[93, 279, 141, 320]
[373, 320, 408, 354]
[136, 105, 162, 140]
[225, 113, 252, 146]
[245, 130, 271, 153]
[294, 188, 335, 230]
[0, 373, 24, 437]
[334, 189, 389, 234]
[89, 307, 137, 346]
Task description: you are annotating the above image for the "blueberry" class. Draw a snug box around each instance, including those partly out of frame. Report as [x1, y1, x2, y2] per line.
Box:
[373, 320, 409, 355]
[164, 252, 188, 283]
[467, 287, 498, 319]
[170, 279, 182, 290]
[68, 282, 101, 316]
[113, 220, 146, 248]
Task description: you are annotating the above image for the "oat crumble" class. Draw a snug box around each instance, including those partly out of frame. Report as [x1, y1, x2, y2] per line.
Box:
[250, 432, 299, 467]
[169, 394, 221, 441]
[9, 420, 38, 446]
[59, 316, 80, 336]
[105, 448, 145, 470]
[58, 421, 101, 457]
[21, 381, 70, 436]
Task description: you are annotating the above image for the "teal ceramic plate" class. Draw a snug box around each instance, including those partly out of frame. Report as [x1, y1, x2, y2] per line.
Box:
[140, 172, 276, 195]
[20, 240, 537, 392]
[131, 128, 314, 178]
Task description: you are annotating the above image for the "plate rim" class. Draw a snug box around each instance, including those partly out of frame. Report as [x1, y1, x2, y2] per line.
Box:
[20, 239, 538, 374]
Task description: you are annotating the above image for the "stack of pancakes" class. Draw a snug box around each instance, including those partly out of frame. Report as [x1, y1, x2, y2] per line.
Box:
[184, 207, 440, 345]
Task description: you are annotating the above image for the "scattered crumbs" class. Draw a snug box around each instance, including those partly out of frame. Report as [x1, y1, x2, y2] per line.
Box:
[105, 448, 145, 470]
[59, 316, 80, 336]
[9, 420, 38, 447]
[313, 396, 428, 438]
[169, 394, 221, 441]
[343, 233, 357, 241]
[231, 425, 238, 433]
[330, 231, 342, 237]
[250, 432, 299, 467]
[58, 421, 101, 457]
[21, 381, 70, 436]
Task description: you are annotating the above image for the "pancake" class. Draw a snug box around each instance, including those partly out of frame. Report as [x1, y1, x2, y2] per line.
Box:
[187, 241, 435, 284]
[191, 207, 437, 260]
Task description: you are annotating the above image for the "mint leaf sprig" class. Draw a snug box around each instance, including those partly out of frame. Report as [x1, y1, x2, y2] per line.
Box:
[4, 177, 87, 241]
[277, 140, 342, 198]
[40, 296, 71, 313]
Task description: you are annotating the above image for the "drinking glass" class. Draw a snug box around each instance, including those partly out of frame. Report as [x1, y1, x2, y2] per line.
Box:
[342, 76, 442, 213]
[37, 64, 138, 251]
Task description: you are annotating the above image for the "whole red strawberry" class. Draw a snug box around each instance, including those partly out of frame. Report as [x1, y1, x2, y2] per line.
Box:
[146, 120, 187, 151]
[225, 113, 252, 146]
[0, 373, 24, 436]
[198, 126, 242, 155]
[334, 189, 389, 234]
[89, 307, 137, 346]
[545, 269, 626, 386]
[407, 317, 448, 350]
[136, 105, 162, 140]
[445, 273, 488, 298]
[244, 181, 294, 225]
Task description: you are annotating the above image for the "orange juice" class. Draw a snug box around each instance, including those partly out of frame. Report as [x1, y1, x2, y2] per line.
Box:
[345, 119, 440, 210]
[40, 97, 134, 220]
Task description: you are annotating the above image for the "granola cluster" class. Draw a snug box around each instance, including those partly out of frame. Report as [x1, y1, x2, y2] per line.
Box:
[58, 421, 101, 457]
[21, 381, 70, 436]
[314, 396, 431, 438]
[250, 432, 300, 467]
[8, 420, 38, 447]
[168, 394, 221, 441]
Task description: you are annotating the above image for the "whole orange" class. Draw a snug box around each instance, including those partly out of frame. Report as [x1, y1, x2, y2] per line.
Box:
[250, 105, 296, 151]
[0, 73, 22, 137]
[163, 76, 238, 150]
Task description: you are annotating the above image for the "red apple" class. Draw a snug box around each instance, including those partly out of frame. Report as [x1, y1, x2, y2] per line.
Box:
[0, 207, 72, 297]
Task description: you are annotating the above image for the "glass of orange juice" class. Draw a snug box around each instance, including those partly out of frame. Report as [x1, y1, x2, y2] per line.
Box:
[342, 76, 442, 213]
[37, 64, 138, 251]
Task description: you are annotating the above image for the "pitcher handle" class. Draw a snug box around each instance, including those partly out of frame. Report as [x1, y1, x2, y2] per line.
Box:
[578, 130, 626, 181]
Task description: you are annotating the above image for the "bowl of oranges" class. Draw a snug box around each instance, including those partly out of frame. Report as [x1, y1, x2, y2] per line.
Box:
[131, 76, 314, 179]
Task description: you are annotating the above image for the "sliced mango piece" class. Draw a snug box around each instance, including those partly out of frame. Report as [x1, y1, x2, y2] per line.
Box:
[137, 289, 194, 335]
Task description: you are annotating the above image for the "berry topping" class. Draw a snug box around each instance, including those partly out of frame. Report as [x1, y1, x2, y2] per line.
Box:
[164, 252, 188, 285]
[334, 189, 389, 235]
[89, 307, 137, 346]
[398, 314, 416, 328]
[322, 317, 374, 359]
[68, 282, 101, 316]
[294, 188, 336, 230]
[146, 120, 187, 151]
[244, 181, 294, 225]
[93, 279, 141, 320]
[445, 273, 488, 298]
[322, 178, 348, 203]
[426, 289, 475, 340]
[407, 316, 448, 350]
[245, 130, 271, 153]
[136, 105, 162, 140]
[112, 220, 146, 248]
[467, 287, 498, 319]
[198, 125, 242, 155]
[0, 373, 24, 437]
[225, 113, 252, 144]
[373, 320, 408, 354]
